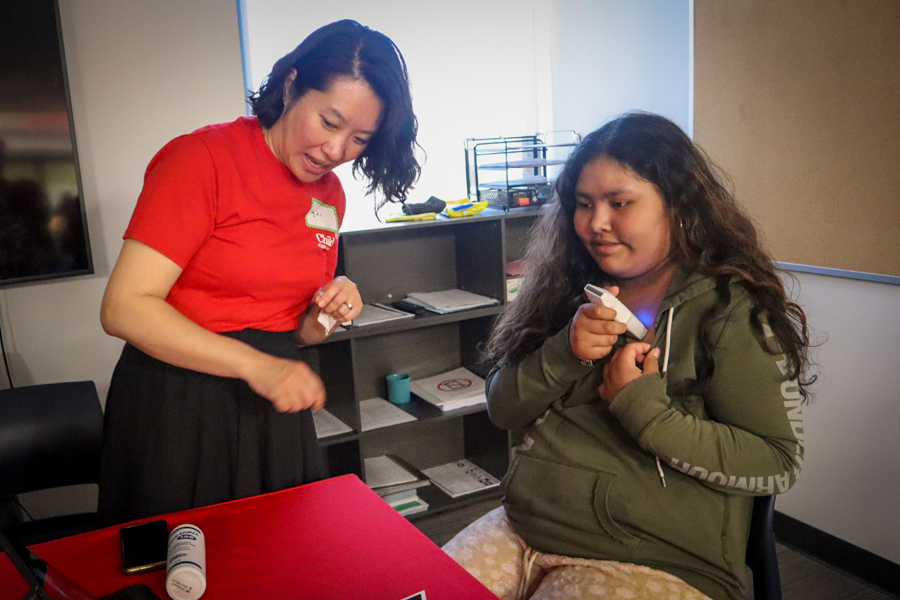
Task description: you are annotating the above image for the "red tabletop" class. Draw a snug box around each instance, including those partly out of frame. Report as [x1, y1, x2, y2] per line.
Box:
[0, 474, 497, 599]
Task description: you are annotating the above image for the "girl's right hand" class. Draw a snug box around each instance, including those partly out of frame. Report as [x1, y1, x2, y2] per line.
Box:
[569, 285, 627, 363]
[245, 355, 326, 413]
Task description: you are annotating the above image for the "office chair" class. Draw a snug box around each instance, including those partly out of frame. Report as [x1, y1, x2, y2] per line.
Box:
[0, 381, 103, 545]
[746, 494, 783, 600]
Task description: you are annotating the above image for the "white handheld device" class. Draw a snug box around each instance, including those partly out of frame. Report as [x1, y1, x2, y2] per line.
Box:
[584, 284, 648, 340]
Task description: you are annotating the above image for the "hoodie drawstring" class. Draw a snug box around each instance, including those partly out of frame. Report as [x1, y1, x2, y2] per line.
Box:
[655, 306, 675, 488]
[517, 546, 538, 599]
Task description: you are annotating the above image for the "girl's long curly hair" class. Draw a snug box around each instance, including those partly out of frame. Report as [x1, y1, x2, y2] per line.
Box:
[485, 112, 814, 401]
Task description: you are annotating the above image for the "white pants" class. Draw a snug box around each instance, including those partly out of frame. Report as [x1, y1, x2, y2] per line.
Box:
[443, 507, 712, 600]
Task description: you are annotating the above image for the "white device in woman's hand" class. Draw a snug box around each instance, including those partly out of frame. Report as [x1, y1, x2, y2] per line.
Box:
[584, 284, 649, 340]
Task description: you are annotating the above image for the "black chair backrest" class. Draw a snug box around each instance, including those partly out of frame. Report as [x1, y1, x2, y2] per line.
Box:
[746, 494, 783, 600]
[0, 381, 103, 497]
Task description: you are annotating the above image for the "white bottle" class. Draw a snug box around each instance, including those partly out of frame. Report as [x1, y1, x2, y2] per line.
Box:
[166, 524, 207, 600]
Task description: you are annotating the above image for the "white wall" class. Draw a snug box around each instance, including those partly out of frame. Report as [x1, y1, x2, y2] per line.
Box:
[0, 0, 246, 399]
[777, 271, 900, 564]
[552, 0, 693, 138]
[243, 0, 555, 210]
[242, 0, 692, 213]
[2, 0, 247, 517]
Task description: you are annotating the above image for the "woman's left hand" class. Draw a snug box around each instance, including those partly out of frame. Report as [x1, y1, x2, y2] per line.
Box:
[599, 342, 661, 403]
[315, 276, 362, 323]
[295, 276, 362, 346]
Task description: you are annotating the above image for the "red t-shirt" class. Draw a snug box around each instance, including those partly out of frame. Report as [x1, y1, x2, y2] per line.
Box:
[125, 117, 345, 333]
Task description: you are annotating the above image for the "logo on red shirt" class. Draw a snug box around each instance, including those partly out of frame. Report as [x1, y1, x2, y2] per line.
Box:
[307, 198, 339, 250]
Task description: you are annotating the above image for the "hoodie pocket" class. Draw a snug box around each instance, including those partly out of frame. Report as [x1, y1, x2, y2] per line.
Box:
[504, 453, 640, 551]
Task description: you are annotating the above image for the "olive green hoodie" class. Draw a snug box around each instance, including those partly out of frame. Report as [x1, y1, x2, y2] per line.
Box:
[487, 267, 805, 600]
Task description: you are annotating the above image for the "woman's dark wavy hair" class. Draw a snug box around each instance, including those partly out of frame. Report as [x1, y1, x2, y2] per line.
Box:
[485, 111, 814, 401]
[248, 19, 421, 207]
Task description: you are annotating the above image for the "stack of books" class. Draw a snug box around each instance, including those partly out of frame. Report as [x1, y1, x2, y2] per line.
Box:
[410, 367, 487, 412]
[404, 289, 499, 314]
[364, 455, 430, 517]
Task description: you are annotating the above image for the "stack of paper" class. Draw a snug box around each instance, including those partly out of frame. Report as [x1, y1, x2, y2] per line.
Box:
[312, 408, 353, 438]
[360, 397, 417, 431]
[351, 303, 416, 327]
[422, 459, 501, 498]
[364, 455, 431, 517]
[410, 367, 486, 412]
[404, 289, 499, 314]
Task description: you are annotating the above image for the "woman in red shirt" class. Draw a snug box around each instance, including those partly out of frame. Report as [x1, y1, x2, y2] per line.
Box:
[98, 20, 420, 524]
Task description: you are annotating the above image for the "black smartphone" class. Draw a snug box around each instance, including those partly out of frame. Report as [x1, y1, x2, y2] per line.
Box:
[120, 519, 168, 575]
[390, 300, 425, 315]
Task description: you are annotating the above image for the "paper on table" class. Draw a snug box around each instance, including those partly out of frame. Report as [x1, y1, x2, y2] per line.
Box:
[360, 397, 417, 431]
[312, 408, 353, 438]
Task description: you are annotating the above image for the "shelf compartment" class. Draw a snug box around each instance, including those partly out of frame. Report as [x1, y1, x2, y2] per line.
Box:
[352, 323, 471, 402]
[345, 305, 503, 340]
[412, 482, 504, 519]
[503, 212, 541, 265]
[320, 439, 361, 479]
[359, 412, 508, 519]
[472, 142, 580, 155]
[312, 339, 358, 432]
[340, 219, 504, 306]
[478, 175, 553, 189]
[477, 158, 568, 170]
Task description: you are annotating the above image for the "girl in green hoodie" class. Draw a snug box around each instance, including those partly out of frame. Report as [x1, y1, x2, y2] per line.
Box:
[444, 112, 814, 600]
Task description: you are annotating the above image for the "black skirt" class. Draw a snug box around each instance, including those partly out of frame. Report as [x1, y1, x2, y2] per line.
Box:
[97, 329, 327, 526]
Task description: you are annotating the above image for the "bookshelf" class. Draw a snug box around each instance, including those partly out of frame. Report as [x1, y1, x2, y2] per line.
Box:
[307, 206, 542, 527]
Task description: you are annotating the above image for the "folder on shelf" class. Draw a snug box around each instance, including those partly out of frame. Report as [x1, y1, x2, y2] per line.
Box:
[351, 303, 416, 327]
[404, 289, 499, 314]
[422, 459, 501, 498]
[410, 367, 487, 412]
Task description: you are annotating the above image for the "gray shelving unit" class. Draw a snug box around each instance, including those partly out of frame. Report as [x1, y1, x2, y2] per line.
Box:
[306, 206, 543, 520]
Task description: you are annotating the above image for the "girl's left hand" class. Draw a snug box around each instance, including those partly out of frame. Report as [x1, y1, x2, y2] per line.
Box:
[599, 342, 661, 403]
[315, 276, 362, 323]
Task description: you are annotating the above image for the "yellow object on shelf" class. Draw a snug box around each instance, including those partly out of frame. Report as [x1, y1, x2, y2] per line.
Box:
[385, 212, 437, 223]
[443, 199, 488, 218]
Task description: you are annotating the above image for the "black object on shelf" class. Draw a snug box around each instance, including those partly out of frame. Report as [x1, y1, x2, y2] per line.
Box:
[391, 300, 427, 315]
[403, 196, 447, 215]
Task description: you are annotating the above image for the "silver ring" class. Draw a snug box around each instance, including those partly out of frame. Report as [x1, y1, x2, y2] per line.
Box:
[346, 302, 353, 310]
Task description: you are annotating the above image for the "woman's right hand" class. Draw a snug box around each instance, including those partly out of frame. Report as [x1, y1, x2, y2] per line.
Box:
[569, 285, 627, 363]
[244, 355, 326, 413]
[103, 240, 327, 414]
